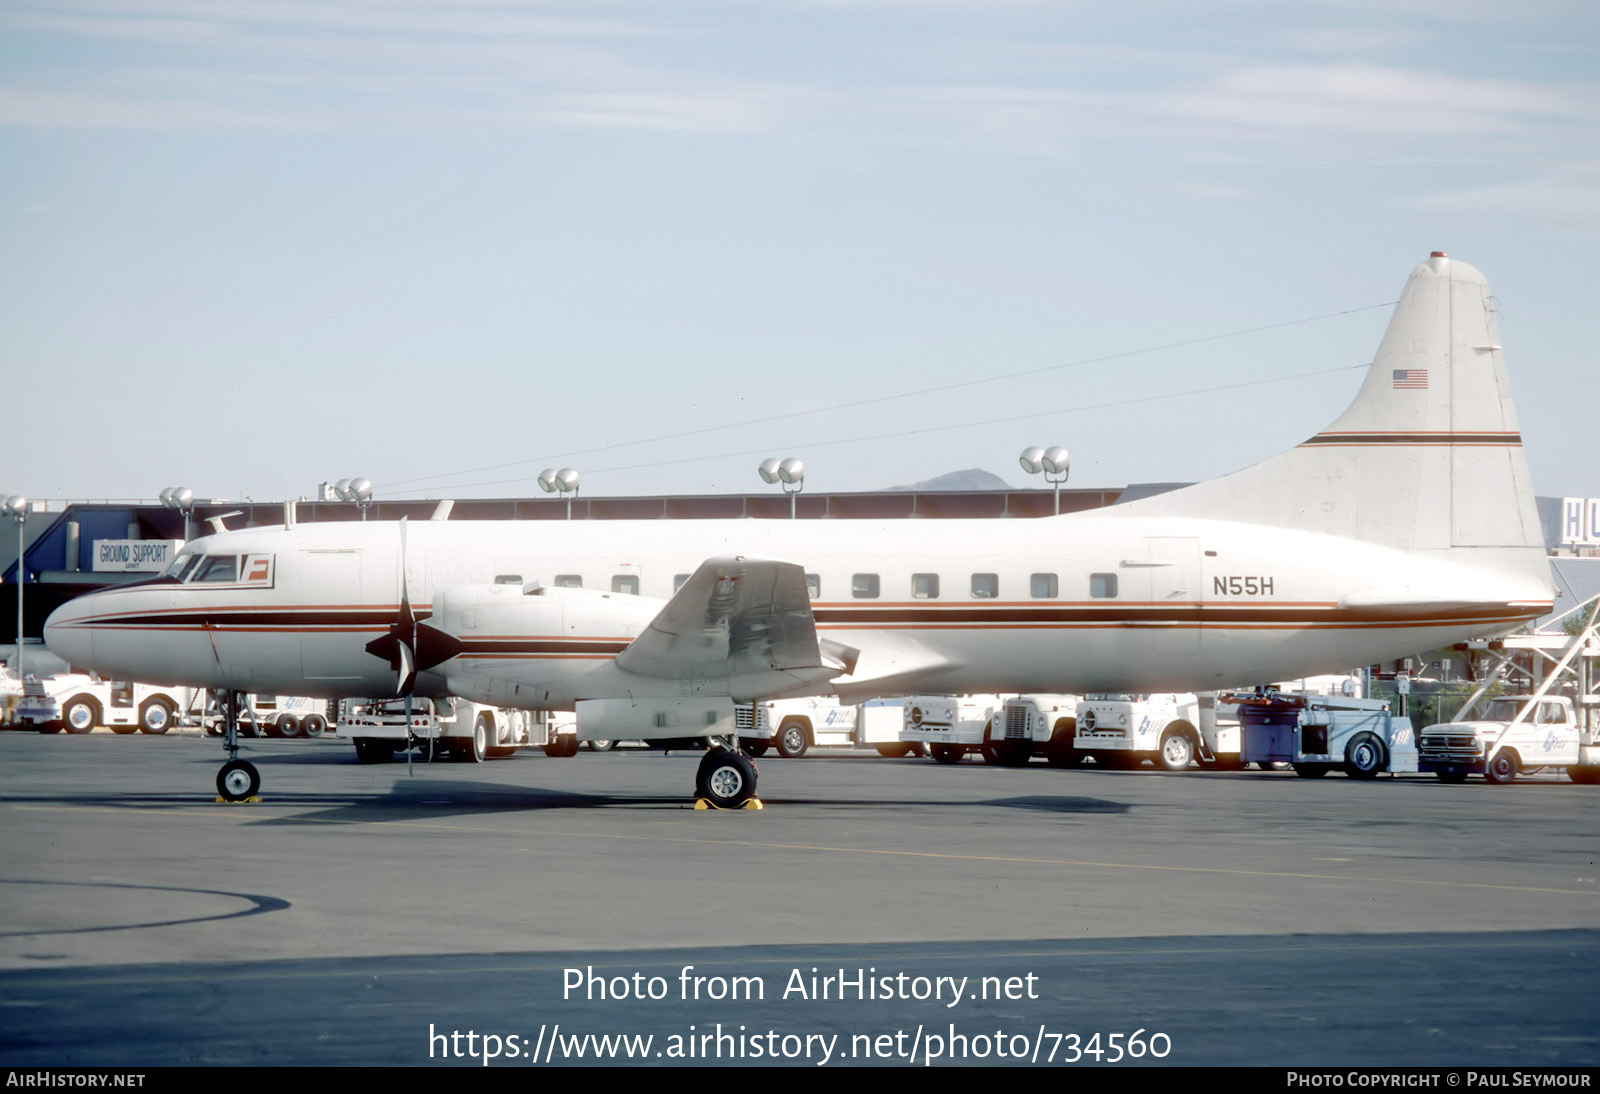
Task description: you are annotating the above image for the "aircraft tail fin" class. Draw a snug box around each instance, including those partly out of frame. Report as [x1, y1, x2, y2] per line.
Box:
[1113, 253, 1545, 571]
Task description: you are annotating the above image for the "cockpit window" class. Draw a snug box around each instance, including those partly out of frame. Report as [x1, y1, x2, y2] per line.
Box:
[193, 555, 239, 583]
[165, 550, 201, 582]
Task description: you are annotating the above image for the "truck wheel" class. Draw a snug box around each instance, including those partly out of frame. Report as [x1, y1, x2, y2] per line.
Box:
[110, 722, 138, 735]
[586, 739, 618, 752]
[1046, 719, 1084, 768]
[301, 713, 327, 738]
[1436, 769, 1469, 784]
[138, 697, 175, 734]
[1567, 766, 1600, 785]
[875, 742, 913, 758]
[695, 748, 758, 807]
[930, 744, 964, 765]
[1292, 763, 1330, 778]
[1156, 731, 1194, 772]
[543, 735, 579, 758]
[1485, 750, 1519, 784]
[277, 715, 302, 738]
[979, 723, 1003, 765]
[995, 740, 1031, 767]
[776, 718, 810, 759]
[744, 741, 770, 757]
[1343, 733, 1386, 779]
[459, 714, 488, 763]
[353, 738, 391, 764]
[62, 697, 99, 734]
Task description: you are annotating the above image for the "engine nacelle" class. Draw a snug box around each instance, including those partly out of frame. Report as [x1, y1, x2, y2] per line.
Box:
[415, 583, 662, 672]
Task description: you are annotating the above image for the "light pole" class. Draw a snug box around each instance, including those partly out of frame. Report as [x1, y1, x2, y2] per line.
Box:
[160, 486, 196, 541]
[758, 458, 804, 518]
[2, 496, 27, 684]
[1019, 446, 1069, 515]
[334, 478, 374, 519]
[537, 468, 580, 519]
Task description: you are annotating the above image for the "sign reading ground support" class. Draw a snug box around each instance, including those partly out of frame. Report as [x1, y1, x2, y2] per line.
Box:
[92, 539, 184, 573]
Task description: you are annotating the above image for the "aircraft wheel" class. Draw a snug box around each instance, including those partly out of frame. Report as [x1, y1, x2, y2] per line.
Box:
[776, 719, 810, 758]
[1343, 733, 1387, 779]
[138, 697, 175, 734]
[1292, 763, 1330, 778]
[301, 713, 327, 738]
[695, 749, 758, 807]
[874, 742, 912, 758]
[1485, 750, 1519, 784]
[217, 759, 260, 801]
[1156, 731, 1194, 772]
[62, 697, 98, 734]
[930, 744, 964, 765]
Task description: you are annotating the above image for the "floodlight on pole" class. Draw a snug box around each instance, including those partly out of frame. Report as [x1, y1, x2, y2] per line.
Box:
[759, 457, 805, 518]
[538, 468, 580, 519]
[1019, 445, 1069, 515]
[2, 496, 27, 685]
[161, 485, 195, 541]
[332, 477, 373, 520]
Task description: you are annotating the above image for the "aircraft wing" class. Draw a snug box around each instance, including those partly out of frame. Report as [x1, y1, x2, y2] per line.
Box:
[616, 556, 840, 680]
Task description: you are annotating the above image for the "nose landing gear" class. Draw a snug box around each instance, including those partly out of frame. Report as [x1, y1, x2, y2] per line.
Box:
[213, 690, 260, 802]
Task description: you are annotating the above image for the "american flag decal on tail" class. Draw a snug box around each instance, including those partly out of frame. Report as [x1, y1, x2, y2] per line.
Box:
[1392, 368, 1428, 389]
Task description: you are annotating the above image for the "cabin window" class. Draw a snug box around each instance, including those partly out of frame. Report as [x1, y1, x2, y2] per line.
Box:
[612, 575, 640, 595]
[912, 573, 940, 599]
[1090, 573, 1118, 598]
[852, 573, 880, 599]
[554, 574, 582, 588]
[194, 555, 239, 583]
[971, 573, 998, 599]
[805, 574, 821, 599]
[171, 554, 202, 583]
[674, 573, 692, 592]
[493, 574, 522, 586]
[1030, 572, 1058, 598]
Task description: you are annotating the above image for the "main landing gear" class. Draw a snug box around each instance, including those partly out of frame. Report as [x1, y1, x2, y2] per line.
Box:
[213, 689, 261, 802]
[695, 746, 761, 809]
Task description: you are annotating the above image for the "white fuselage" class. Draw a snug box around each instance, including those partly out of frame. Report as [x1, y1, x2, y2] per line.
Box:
[43, 511, 1549, 706]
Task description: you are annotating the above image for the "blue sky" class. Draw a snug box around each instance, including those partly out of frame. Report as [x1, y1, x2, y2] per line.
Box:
[2, 0, 1597, 504]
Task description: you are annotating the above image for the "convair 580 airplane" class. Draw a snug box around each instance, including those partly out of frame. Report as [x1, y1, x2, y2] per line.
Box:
[45, 254, 1553, 805]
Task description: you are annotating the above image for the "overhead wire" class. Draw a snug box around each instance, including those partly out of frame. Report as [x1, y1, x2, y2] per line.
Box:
[377, 300, 1396, 492]
[383, 361, 1370, 495]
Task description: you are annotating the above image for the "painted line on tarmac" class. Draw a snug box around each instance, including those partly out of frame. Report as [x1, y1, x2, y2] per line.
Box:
[8, 803, 1594, 898]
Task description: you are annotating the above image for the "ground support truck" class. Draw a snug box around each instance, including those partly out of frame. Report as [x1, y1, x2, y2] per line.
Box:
[336, 697, 575, 764]
[22, 674, 191, 735]
[899, 695, 1005, 764]
[1419, 695, 1591, 784]
[1072, 694, 1204, 771]
[733, 695, 917, 758]
[1236, 694, 1417, 778]
[1415, 596, 1600, 784]
[994, 694, 1085, 766]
